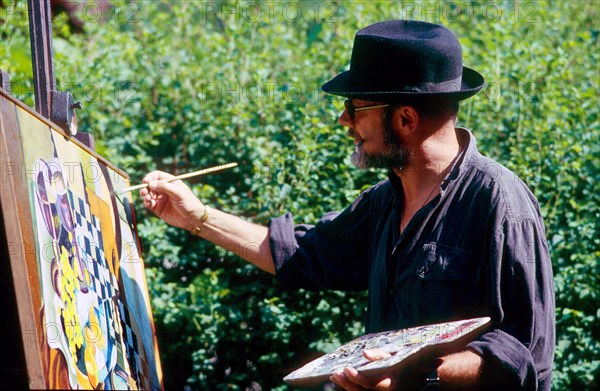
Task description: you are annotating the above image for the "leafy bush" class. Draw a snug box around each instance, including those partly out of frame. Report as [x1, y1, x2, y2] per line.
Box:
[1, 1, 598, 389]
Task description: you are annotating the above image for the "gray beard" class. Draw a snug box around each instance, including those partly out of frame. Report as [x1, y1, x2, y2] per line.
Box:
[351, 145, 409, 169]
[351, 122, 409, 169]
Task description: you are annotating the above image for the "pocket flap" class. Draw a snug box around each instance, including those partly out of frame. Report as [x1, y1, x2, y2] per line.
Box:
[415, 242, 478, 282]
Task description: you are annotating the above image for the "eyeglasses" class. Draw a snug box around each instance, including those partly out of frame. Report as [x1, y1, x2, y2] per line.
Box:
[344, 99, 389, 120]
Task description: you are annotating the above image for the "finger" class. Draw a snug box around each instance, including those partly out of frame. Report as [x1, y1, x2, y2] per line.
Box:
[146, 195, 155, 205]
[373, 377, 394, 391]
[343, 367, 395, 391]
[142, 170, 175, 183]
[147, 179, 185, 199]
[363, 348, 392, 362]
[141, 171, 175, 198]
[330, 370, 364, 391]
[143, 194, 157, 210]
[343, 367, 373, 389]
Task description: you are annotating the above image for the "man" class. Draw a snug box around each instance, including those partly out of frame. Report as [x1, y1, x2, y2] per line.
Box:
[141, 20, 554, 390]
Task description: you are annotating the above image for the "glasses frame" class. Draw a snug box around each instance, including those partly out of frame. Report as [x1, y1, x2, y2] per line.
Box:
[344, 99, 389, 120]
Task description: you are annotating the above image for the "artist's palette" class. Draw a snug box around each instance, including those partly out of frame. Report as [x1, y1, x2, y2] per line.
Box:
[284, 317, 491, 387]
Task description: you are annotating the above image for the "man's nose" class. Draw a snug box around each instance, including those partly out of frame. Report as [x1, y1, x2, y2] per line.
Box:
[338, 108, 353, 128]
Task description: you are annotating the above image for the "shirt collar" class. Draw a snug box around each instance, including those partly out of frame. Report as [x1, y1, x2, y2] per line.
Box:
[388, 167, 404, 195]
[446, 127, 478, 184]
[387, 127, 478, 195]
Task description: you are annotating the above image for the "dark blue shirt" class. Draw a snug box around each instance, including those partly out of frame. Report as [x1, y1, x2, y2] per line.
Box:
[269, 128, 555, 390]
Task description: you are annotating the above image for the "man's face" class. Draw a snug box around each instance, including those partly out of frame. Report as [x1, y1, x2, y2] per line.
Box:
[339, 99, 409, 170]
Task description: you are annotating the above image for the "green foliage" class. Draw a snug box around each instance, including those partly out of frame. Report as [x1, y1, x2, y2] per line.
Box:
[1, 1, 598, 389]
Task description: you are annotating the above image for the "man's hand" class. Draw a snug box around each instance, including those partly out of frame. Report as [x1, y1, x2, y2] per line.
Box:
[139, 170, 275, 273]
[330, 349, 396, 391]
[141, 170, 205, 231]
[330, 348, 485, 390]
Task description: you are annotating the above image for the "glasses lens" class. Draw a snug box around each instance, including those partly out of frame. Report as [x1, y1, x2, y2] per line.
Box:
[344, 99, 355, 119]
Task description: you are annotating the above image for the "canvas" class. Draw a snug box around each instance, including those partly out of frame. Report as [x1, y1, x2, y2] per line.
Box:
[0, 89, 163, 389]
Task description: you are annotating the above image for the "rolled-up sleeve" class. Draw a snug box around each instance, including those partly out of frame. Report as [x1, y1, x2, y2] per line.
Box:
[269, 190, 373, 291]
[468, 217, 555, 390]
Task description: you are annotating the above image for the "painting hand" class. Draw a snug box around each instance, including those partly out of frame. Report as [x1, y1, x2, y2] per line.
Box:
[141, 171, 205, 231]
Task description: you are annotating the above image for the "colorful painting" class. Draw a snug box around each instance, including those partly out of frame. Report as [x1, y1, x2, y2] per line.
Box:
[10, 103, 163, 390]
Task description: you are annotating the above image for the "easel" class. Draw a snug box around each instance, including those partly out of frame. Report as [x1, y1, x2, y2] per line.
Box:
[0, 1, 83, 387]
[3, 0, 88, 144]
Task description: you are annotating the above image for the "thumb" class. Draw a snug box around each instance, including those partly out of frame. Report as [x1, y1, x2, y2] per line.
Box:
[148, 179, 185, 199]
[363, 348, 392, 362]
[147, 178, 203, 218]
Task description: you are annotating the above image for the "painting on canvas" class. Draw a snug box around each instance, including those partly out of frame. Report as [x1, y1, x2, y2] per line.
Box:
[0, 91, 163, 390]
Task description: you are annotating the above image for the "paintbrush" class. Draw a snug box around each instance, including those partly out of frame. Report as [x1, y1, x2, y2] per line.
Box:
[118, 162, 238, 194]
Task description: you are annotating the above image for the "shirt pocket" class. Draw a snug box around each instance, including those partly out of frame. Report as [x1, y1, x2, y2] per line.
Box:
[415, 242, 479, 283]
[392, 242, 484, 325]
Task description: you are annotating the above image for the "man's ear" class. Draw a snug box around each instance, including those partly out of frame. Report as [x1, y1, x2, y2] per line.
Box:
[395, 106, 420, 136]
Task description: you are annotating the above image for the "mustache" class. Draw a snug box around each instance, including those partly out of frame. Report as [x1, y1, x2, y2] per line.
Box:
[347, 128, 358, 138]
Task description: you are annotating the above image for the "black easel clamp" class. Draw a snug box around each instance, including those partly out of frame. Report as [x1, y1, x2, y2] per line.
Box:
[51, 90, 81, 135]
[0, 70, 11, 92]
[28, 0, 81, 136]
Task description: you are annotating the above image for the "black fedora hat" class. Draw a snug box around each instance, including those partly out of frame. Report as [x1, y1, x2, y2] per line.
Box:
[321, 20, 485, 101]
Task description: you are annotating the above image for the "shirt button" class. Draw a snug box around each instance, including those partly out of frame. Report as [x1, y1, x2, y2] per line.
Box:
[388, 289, 395, 295]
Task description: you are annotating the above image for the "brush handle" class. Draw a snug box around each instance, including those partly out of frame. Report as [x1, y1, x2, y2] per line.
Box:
[118, 162, 238, 194]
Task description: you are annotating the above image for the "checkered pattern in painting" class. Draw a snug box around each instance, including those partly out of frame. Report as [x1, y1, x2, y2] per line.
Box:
[119, 300, 152, 389]
[69, 190, 118, 305]
[68, 190, 152, 388]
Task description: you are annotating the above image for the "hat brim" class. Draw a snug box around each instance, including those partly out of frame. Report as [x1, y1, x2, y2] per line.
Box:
[321, 66, 485, 102]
